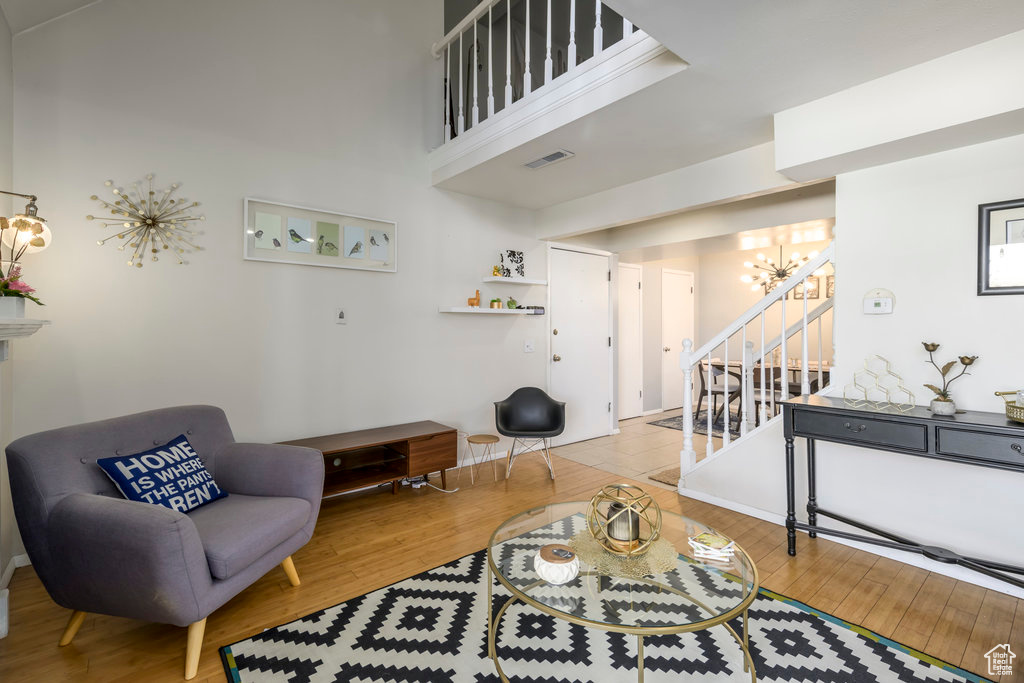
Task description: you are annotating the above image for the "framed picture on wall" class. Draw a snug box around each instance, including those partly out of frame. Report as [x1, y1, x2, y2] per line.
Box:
[978, 197, 1024, 295]
[826, 275, 835, 298]
[243, 198, 397, 272]
[792, 276, 820, 300]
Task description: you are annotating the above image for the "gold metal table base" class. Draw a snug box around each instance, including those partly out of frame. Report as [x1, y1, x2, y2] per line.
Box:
[486, 563, 756, 682]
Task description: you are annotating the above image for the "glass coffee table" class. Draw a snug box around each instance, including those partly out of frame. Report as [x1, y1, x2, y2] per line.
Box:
[486, 501, 759, 682]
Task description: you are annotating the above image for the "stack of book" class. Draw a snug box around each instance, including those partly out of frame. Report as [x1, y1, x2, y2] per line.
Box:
[688, 532, 735, 561]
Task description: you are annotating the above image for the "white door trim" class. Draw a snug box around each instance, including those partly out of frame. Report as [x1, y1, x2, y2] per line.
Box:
[546, 243, 615, 439]
[617, 262, 643, 420]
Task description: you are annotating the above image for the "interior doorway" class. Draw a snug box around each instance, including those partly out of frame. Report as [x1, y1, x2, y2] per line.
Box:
[548, 245, 612, 445]
[617, 263, 643, 419]
[660, 269, 695, 411]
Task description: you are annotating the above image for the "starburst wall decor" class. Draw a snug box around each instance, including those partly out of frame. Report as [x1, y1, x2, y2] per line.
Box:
[87, 175, 205, 268]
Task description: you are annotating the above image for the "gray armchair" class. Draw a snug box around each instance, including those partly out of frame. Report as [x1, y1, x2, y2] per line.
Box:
[5, 405, 324, 679]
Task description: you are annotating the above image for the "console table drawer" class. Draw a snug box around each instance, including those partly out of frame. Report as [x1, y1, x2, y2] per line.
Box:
[792, 410, 927, 451]
[407, 431, 457, 476]
[936, 427, 1024, 466]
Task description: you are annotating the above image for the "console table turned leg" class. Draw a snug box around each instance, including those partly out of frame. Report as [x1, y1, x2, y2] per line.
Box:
[785, 436, 797, 555]
[806, 438, 818, 538]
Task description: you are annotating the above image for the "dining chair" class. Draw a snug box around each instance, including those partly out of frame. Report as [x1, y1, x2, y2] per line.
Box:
[694, 358, 742, 431]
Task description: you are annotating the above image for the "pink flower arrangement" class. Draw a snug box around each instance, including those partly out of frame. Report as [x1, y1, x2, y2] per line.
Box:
[0, 265, 43, 305]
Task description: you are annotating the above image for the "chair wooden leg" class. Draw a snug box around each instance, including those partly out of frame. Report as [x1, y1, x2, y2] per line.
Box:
[185, 618, 206, 680]
[58, 610, 87, 647]
[281, 556, 301, 587]
[543, 439, 556, 480]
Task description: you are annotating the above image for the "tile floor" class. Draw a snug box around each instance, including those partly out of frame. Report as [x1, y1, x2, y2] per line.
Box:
[550, 408, 719, 491]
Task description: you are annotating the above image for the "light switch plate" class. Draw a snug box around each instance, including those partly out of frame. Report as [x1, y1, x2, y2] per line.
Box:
[524, 339, 535, 353]
[335, 308, 346, 325]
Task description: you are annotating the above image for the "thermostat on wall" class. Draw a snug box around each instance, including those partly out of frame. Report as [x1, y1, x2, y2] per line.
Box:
[862, 288, 894, 315]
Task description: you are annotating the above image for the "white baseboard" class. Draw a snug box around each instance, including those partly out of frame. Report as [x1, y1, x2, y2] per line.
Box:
[0, 588, 7, 639]
[676, 485, 1024, 600]
[642, 409, 664, 416]
[1, 554, 28, 590]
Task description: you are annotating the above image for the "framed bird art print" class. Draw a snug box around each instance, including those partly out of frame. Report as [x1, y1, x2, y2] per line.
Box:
[243, 198, 396, 272]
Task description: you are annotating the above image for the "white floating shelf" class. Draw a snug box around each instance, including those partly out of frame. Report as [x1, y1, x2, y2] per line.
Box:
[438, 306, 543, 315]
[481, 276, 547, 286]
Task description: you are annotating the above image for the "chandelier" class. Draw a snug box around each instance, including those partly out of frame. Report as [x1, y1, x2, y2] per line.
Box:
[740, 246, 823, 294]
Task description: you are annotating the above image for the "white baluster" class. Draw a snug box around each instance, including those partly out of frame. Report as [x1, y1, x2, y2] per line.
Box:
[681, 339, 696, 474]
[568, 0, 577, 70]
[705, 352, 714, 461]
[524, 0, 532, 93]
[444, 43, 451, 143]
[801, 279, 810, 395]
[594, 0, 603, 53]
[544, 0, 553, 84]
[743, 339, 756, 435]
[759, 311, 767, 425]
[817, 316, 823, 389]
[487, 5, 494, 117]
[505, 0, 512, 105]
[472, 22, 479, 127]
[457, 32, 465, 134]
[780, 294, 789, 401]
[722, 340, 731, 448]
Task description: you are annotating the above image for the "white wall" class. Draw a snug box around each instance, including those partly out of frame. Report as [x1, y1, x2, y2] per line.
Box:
[5, 0, 550, 562]
[686, 132, 1024, 595]
[0, 6, 16, 589]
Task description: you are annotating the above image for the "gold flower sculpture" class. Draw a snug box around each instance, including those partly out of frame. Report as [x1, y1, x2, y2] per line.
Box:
[87, 175, 204, 268]
[921, 341, 977, 402]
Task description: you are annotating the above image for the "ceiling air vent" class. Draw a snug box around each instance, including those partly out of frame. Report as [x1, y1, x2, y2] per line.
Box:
[524, 149, 575, 169]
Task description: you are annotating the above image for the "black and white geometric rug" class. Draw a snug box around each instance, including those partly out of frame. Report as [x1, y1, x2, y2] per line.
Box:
[221, 535, 988, 682]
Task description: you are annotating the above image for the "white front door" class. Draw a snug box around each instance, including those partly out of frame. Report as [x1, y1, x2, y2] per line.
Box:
[549, 247, 611, 445]
[617, 263, 643, 419]
[661, 269, 695, 410]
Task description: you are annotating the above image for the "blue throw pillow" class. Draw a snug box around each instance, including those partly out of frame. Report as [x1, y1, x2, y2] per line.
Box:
[97, 434, 227, 513]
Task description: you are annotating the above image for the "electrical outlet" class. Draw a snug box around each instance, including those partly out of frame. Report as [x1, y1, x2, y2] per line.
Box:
[523, 339, 535, 353]
[335, 308, 346, 325]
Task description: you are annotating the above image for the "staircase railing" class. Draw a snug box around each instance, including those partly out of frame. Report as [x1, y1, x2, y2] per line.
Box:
[433, 0, 643, 142]
[679, 243, 836, 472]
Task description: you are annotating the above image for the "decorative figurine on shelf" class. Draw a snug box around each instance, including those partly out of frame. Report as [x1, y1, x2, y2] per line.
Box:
[467, 289, 480, 307]
[492, 265, 502, 277]
[506, 297, 518, 309]
[921, 342, 977, 415]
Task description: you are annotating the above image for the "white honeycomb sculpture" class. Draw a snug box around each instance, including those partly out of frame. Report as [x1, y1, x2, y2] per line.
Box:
[843, 355, 916, 412]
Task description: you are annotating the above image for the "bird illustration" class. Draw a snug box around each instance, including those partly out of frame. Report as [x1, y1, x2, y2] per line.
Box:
[254, 229, 264, 239]
[348, 240, 363, 256]
[370, 235, 379, 247]
[383, 233, 390, 244]
[272, 238, 281, 248]
[317, 234, 324, 254]
[288, 228, 306, 244]
[324, 241, 338, 252]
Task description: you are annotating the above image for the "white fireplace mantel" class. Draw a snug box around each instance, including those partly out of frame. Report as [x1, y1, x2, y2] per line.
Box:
[0, 319, 49, 361]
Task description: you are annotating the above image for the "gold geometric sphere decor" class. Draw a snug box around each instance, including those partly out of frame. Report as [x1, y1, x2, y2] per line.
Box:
[586, 484, 662, 557]
[87, 175, 205, 268]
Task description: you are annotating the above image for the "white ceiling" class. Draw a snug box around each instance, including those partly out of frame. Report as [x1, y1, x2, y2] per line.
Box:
[440, 0, 1024, 209]
[0, 0, 97, 34]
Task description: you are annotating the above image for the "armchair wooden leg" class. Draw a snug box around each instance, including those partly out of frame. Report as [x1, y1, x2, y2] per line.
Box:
[185, 617, 207, 680]
[281, 556, 301, 587]
[58, 610, 87, 647]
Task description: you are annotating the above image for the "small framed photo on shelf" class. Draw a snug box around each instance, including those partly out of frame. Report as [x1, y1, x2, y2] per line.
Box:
[243, 198, 396, 272]
[826, 275, 835, 298]
[792, 276, 820, 300]
[979, 197, 1024, 295]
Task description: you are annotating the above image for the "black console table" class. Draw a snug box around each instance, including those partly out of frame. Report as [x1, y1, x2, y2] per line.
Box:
[784, 395, 1024, 589]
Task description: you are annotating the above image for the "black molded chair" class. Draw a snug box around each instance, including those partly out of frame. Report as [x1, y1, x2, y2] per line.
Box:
[494, 387, 565, 480]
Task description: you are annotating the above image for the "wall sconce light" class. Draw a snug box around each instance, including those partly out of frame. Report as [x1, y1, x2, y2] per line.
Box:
[0, 190, 52, 276]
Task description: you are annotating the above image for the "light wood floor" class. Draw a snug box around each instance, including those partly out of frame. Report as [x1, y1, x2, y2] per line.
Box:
[1, 427, 1021, 681]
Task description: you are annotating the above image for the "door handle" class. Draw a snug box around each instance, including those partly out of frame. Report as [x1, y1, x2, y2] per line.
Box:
[552, 354, 562, 362]
[663, 346, 671, 352]
[1012, 443, 1023, 455]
